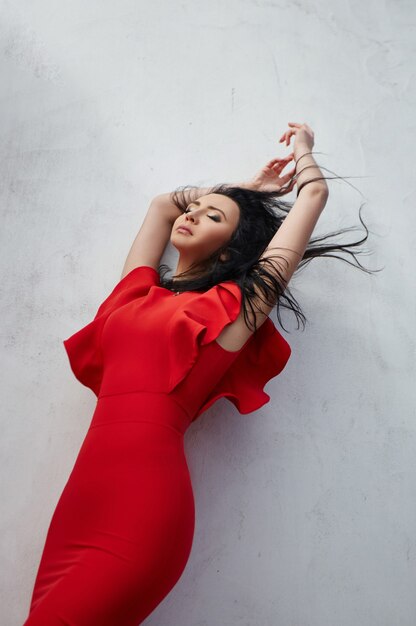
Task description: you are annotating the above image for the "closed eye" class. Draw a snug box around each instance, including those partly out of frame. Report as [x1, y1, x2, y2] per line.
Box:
[184, 207, 221, 222]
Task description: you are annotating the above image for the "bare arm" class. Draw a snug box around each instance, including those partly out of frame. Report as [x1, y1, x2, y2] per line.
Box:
[153, 182, 253, 225]
[120, 201, 175, 279]
[254, 144, 329, 319]
[120, 181, 251, 280]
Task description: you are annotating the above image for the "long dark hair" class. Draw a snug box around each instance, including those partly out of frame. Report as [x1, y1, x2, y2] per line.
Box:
[159, 153, 381, 333]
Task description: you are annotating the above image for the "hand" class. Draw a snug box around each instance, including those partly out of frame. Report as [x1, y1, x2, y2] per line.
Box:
[249, 153, 297, 194]
[279, 121, 315, 151]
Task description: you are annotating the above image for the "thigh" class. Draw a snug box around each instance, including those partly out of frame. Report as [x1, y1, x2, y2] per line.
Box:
[24, 421, 195, 625]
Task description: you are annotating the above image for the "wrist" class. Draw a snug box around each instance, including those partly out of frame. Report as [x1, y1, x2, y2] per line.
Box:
[293, 148, 328, 196]
[294, 144, 314, 162]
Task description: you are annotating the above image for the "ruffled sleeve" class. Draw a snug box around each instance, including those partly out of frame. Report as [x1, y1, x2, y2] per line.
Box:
[194, 316, 292, 419]
[166, 281, 243, 393]
[62, 265, 159, 396]
[165, 280, 292, 416]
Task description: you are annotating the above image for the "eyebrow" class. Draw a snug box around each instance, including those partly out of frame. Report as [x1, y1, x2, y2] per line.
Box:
[191, 200, 227, 220]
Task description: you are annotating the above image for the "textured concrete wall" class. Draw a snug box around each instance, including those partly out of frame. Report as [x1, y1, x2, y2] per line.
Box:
[2, 1, 415, 624]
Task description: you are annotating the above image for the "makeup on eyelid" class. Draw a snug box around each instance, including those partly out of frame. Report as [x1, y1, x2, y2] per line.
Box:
[187, 200, 227, 220]
[185, 207, 221, 222]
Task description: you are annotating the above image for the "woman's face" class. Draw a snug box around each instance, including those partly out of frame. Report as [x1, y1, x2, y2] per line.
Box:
[171, 193, 240, 263]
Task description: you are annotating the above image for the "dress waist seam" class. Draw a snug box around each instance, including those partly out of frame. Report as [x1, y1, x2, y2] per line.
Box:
[96, 389, 192, 419]
[88, 418, 185, 436]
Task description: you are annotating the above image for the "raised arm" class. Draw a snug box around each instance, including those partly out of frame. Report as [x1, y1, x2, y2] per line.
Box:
[120, 183, 250, 280]
[121, 194, 185, 279]
[254, 124, 329, 319]
[261, 149, 328, 279]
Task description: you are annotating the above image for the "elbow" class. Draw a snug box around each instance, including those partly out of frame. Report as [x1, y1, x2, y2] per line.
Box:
[321, 184, 329, 199]
[298, 185, 329, 211]
[310, 184, 329, 208]
[311, 183, 329, 199]
[298, 181, 329, 202]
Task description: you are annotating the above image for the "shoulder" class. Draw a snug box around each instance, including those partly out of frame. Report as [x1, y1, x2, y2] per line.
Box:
[202, 280, 269, 352]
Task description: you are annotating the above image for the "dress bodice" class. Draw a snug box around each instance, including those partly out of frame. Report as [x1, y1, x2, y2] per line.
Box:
[63, 266, 292, 422]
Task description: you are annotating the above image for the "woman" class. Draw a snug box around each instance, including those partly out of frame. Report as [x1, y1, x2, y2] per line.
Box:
[23, 122, 373, 624]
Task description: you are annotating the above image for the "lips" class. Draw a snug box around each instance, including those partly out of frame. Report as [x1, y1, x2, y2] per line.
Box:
[177, 226, 192, 235]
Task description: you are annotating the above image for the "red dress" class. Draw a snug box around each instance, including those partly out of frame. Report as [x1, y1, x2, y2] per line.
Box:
[24, 266, 291, 625]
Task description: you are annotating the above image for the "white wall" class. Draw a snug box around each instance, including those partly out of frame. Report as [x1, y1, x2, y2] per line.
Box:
[1, 1, 415, 624]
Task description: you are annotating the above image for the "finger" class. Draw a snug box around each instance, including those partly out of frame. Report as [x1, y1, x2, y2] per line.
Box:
[272, 159, 290, 171]
[275, 159, 293, 171]
[282, 171, 296, 184]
